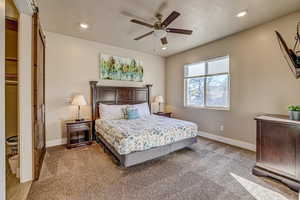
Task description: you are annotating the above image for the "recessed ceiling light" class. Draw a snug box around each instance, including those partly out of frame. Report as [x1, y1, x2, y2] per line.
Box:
[162, 45, 167, 50]
[236, 10, 248, 18]
[80, 23, 89, 29]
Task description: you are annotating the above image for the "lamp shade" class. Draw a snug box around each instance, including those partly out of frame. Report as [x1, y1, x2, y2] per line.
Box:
[154, 96, 164, 103]
[71, 94, 87, 106]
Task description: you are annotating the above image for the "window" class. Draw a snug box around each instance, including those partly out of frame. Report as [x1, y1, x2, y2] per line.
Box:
[184, 56, 230, 109]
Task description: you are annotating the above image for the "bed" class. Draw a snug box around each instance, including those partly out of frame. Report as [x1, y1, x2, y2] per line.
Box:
[90, 81, 198, 167]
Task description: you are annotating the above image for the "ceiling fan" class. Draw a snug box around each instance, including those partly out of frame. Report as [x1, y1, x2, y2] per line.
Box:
[130, 11, 193, 49]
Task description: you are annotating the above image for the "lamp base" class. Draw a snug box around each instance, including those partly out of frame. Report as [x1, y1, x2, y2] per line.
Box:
[75, 118, 85, 122]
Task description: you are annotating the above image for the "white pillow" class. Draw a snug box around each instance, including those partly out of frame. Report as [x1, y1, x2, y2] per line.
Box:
[133, 103, 150, 118]
[99, 104, 128, 120]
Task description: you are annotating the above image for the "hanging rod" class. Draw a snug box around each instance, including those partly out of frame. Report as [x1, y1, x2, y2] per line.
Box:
[5, 80, 18, 85]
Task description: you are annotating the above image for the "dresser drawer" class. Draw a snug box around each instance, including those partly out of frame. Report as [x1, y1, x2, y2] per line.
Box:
[69, 124, 89, 132]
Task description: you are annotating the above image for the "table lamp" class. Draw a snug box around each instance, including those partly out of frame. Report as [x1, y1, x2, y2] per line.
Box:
[71, 94, 87, 121]
[154, 96, 164, 113]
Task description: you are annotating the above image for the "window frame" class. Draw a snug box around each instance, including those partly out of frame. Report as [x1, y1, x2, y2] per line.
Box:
[184, 55, 230, 110]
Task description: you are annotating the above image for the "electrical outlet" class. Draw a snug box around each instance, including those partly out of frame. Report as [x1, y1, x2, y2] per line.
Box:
[220, 125, 224, 132]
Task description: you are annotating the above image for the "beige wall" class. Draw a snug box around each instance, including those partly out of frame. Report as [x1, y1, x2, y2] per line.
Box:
[166, 11, 300, 145]
[45, 32, 165, 143]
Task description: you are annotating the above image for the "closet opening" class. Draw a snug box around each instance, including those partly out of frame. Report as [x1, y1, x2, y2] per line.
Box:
[5, 13, 20, 200]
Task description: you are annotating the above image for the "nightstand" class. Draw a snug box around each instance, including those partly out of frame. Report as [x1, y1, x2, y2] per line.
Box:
[154, 112, 172, 118]
[65, 120, 92, 149]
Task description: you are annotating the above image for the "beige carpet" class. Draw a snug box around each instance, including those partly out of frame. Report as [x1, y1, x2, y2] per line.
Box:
[27, 137, 298, 200]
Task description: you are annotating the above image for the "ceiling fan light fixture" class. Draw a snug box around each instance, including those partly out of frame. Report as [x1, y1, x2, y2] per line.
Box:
[162, 44, 167, 50]
[236, 10, 248, 18]
[153, 29, 167, 39]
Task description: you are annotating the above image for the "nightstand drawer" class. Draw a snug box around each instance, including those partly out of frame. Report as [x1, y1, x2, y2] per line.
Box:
[69, 124, 89, 132]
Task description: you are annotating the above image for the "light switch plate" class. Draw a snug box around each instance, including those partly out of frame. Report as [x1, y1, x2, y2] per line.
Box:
[65, 97, 72, 104]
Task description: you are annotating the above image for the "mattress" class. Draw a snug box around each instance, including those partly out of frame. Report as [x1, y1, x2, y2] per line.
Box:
[95, 115, 198, 155]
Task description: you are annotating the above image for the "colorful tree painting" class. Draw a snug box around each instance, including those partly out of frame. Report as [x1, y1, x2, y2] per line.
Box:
[100, 54, 144, 82]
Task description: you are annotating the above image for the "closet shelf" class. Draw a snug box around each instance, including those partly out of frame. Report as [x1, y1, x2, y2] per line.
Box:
[5, 80, 18, 85]
[5, 73, 17, 79]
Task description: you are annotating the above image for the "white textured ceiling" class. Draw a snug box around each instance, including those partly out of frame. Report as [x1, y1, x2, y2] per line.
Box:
[37, 0, 300, 57]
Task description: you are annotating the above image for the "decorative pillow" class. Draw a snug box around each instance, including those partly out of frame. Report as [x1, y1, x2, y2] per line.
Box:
[121, 107, 128, 119]
[133, 103, 150, 117]
[126, 107, 140, 120]
[99, 104, 128, 120]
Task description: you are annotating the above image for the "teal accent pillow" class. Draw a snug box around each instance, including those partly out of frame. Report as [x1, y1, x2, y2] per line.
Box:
[127, 108, 140, 120]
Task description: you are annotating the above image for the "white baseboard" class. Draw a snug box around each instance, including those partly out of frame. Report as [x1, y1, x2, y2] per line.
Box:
[46, 138, 67, 148]
[198, 131, 256, 152]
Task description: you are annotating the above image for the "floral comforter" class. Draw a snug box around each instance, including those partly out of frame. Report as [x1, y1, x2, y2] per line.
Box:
[95, 115, 198, 155]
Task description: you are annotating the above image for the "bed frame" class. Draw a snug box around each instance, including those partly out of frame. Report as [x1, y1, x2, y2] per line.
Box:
[90, 81, 197, 167]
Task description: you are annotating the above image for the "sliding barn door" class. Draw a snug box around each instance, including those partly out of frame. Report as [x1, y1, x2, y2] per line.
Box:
[32, 12, 46, 180]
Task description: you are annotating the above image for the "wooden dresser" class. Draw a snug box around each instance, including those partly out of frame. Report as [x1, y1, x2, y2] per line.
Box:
[253, 114, 300, 191]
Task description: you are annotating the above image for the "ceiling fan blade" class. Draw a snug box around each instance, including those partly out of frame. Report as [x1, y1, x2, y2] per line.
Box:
[161, 37, 168, 45]
[122, 11, 153, 23]
[134, 31, 154, 40]
[130, 19, 154, 28]
[166, 28, 193, 35]
[162, 11, 180, 27]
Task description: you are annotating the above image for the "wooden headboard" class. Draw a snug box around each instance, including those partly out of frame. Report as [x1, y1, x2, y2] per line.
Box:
[89, 81, 152, 121]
